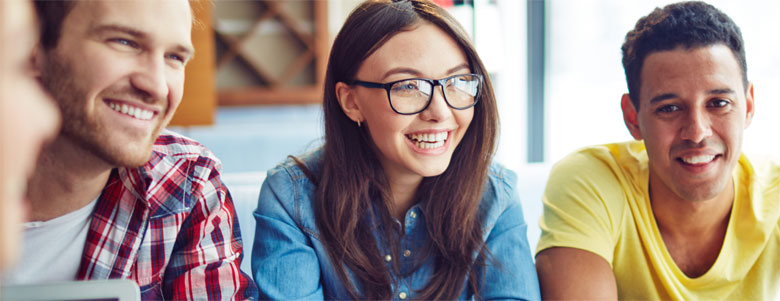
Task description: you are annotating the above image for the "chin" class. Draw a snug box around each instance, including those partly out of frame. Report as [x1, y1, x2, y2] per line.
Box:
[94, 140, 156, 168]
[675, 181, 727, 202]
[417, 164, 450, 178]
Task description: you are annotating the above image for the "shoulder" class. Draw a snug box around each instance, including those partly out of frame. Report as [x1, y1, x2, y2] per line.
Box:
[737, 153, 780, 219]
[131, 130, 225, 213]
[478, 162, 524, 232]
[258, 149, 322, 235]
[263, 149, 322, 198]
[149, 130, 221, 172]
[536, 141, 642, 257]
[739, 153, 780, 190]
[547, 141, 646, 198]
[484, 162, 519, 208]
[265, 149, 322, 184]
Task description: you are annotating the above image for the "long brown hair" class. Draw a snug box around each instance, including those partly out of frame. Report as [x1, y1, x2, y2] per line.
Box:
[312, 0, 499, 298]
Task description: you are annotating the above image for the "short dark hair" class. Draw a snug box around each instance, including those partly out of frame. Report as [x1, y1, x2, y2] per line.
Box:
[621, 1, 747, 108]
[33, 1, 201, 50]
[33, 1, 76, 50]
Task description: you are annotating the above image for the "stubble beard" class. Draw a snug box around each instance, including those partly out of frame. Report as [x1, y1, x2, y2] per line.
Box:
[39, 51, 163, 168]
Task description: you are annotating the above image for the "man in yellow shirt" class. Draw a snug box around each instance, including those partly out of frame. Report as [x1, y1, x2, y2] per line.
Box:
[536, 1, 780, 299]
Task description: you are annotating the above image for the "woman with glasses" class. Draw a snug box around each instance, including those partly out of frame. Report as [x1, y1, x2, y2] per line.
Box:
[251, 0, 540, 299]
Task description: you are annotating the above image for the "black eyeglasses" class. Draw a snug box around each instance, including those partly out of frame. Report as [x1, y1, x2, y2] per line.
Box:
[349, 73, 483, 115]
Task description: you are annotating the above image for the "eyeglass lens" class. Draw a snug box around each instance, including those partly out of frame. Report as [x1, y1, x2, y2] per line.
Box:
[388, 74, 480, 114]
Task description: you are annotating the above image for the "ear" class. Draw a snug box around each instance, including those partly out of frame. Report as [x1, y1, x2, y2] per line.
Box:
[744, 82, 755, 128]
[621, 93, 643, 140]
[335, 82, 364, 124]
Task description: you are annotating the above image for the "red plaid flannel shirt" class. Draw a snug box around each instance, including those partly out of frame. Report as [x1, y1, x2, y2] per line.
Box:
[76, 131, 257, 299]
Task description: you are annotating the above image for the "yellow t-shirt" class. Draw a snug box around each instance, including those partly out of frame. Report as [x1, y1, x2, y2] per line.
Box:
[537, 140, 780, 300]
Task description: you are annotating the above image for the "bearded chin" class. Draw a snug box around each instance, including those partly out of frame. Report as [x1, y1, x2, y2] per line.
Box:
[61, 119, 160, 168]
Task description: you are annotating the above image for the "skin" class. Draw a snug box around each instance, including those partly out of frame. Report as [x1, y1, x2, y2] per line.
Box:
[0, 0, 61, 271]
[26, 0, 194, 222]
[335, 22, 474, 220]
[537, 44, 753, 299]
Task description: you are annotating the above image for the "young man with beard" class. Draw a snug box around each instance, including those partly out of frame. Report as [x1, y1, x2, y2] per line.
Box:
[536, 1, 780, 299]
[2, 1, 257, 299]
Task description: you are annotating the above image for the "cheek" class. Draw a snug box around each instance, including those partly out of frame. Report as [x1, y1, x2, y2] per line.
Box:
[367, 114, 409, 144]
[454, 108, 475, 136]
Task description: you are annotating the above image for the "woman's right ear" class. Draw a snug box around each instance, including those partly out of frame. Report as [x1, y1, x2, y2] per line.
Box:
[335, 82, 364, 123]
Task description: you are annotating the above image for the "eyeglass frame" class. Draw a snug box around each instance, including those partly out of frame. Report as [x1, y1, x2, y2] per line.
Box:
[348, 73, 484, 115]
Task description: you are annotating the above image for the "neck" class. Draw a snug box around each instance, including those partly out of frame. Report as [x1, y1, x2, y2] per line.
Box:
[650, 177, 733, 241]
[385, 171, 423, 221]
[26, 136, 113, 222]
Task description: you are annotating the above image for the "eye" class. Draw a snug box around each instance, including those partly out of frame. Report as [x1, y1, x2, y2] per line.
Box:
[109, 38, 139, 49]
[655, 104, 681, 113]
[166, 53, 186, 64]
[391, 79, 430, 96]
[393, 81, 419, 91]
[708, 98, 731, 108]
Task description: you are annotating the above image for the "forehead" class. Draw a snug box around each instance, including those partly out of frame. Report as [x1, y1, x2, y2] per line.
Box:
[358, 22, 468, 80]
[639, 45, 744, 101]
[66, 0, 193, 49]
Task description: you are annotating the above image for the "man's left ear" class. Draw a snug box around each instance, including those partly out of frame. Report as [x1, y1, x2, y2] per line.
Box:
[745, 82, 755, 128]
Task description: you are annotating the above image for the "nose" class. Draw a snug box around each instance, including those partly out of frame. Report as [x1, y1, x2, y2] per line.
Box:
[680, 107, 712, 143]
[130, 54, 169, 102]
[418, 85, 452, 122]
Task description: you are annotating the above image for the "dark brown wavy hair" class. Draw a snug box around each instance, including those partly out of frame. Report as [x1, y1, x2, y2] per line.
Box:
[309, 0, 499, 299]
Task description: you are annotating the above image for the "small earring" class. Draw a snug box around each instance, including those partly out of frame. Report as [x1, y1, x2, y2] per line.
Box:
[357, 120, 362, 127]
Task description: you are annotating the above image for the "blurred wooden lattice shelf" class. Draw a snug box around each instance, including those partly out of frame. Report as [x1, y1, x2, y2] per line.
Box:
[214, 0, 328, 106]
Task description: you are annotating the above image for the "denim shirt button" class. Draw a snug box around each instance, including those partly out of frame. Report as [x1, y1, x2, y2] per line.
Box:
[409, 211, 417, 219]
[403, 250, 411, 257]
[384, 254, 392, 262]
[399, 291, 408, 299]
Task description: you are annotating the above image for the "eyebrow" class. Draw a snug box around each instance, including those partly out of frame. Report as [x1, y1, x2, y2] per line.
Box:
[381, 63, 471, 80]
[708, 88, 735, 95]
[90, 24, 195, 58]
[648, 88, 737, 104]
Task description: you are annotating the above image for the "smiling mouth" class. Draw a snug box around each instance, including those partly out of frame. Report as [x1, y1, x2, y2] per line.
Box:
[406, 132, 448, 149]
[107, 101, 155, 121]
[678, 154, 719, 165]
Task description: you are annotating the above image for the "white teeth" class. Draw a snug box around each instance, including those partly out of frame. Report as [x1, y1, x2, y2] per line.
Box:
[107, 101, 154, 121]
[409, 131, 448, 143]
[681, 155, 716, 164]
[407, 131, 448, 149]
[413, 140, 445, 149]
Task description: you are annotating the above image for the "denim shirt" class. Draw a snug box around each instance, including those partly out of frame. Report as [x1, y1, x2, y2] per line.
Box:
[252, 152, 540, 300]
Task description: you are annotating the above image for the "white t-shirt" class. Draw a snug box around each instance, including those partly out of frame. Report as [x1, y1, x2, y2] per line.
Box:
[2, 199, 98, 284]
